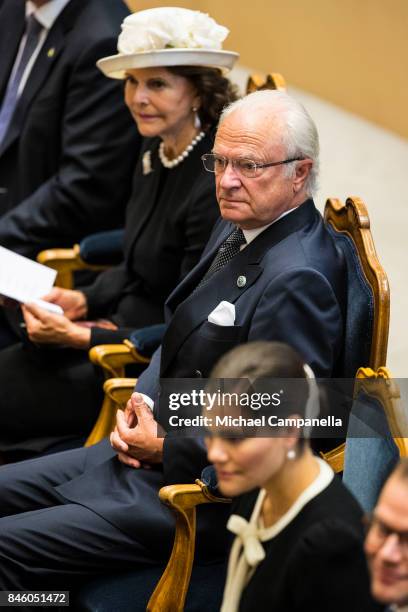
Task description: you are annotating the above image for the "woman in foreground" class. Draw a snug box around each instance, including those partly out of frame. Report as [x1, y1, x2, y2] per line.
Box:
[206, 341, 384, 611]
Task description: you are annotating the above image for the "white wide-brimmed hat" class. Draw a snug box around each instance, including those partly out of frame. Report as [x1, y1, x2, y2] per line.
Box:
[97, 7, 239, 79]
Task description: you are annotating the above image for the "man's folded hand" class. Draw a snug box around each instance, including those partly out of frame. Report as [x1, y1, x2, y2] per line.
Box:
[110, 393, 165, 469]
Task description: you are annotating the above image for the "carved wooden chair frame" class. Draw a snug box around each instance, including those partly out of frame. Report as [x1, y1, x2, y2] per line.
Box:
[320, 196, 390, 472]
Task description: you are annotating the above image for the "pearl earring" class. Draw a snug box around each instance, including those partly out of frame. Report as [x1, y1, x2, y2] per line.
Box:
[192, 106, 201, 130]
[287, 449, 296, 460]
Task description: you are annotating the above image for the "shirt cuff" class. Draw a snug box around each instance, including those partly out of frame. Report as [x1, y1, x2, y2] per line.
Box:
[138, 393, 154, 412]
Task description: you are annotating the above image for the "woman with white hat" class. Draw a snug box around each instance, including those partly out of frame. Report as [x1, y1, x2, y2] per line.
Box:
[0, 7, 239, 454]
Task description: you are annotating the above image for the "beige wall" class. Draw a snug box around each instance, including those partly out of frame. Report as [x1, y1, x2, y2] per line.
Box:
[126, 0, 408, 139]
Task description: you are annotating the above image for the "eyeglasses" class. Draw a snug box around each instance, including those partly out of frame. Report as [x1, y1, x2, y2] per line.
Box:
[364, 513, 408, 556]
[201, 153, 304, 178]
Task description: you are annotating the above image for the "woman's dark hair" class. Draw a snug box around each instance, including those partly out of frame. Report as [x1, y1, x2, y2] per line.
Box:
[167, 66, 239, 128]
[209, 341, 311, 450]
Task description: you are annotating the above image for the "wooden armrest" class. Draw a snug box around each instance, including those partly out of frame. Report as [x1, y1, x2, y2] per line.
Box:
[89, 341, 150, 379]
[159, 479, 229, 508]
[84, 377, 137, 447]
[104, 377, 137, 408]
[320, 443, 345, 473]
[37, 244, 108, 289]
[147, 480, 229, 612]
[89, 343, 135, 379]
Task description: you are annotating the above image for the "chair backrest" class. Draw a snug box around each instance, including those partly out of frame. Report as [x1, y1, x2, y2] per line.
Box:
[79, 229, 124, 265]
[324, 196, 390, 376]
[355, 367, 408, 457]
[246, 72, 286, 93]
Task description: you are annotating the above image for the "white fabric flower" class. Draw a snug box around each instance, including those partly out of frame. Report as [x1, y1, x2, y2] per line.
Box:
[117, 7, 229, 55]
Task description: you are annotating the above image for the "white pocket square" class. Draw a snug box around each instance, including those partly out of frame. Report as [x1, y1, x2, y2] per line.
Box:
[207, 301, 235, 326]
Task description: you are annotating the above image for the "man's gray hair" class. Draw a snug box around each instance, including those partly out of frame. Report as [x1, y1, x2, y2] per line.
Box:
[219, 90, 319, 196]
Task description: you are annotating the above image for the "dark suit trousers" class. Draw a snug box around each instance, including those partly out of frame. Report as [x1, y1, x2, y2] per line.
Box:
[0, 341, 105, 452]
[0, 307, 20, 349]
[0, 444, 166, 591]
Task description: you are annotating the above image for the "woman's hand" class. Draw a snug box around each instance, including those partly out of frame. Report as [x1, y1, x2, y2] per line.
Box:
[40, 287, 88, 321]
[22, 302, 91, 348]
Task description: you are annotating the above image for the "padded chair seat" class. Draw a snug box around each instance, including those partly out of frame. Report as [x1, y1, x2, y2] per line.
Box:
[79, 229, 124, 266]
[75, 563, 226, 612]
[129, 324, 166, 358]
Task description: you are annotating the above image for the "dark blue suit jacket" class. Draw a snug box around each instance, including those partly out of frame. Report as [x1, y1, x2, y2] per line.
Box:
[0, 0, 139, 256]
[56, 199, 346, 563]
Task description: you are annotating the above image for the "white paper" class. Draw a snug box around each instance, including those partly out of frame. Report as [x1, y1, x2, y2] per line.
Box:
[31, 298, 63, 315]
[0, 246, 59, 308]
[208, 301, 236, 326]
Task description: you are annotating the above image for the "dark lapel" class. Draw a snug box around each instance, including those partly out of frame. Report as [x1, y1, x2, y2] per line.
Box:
[124, 140, 165, 256]
[160, 199, 317, 374]
[126, 133, 215, 257]
[0, 0, 26, 98]
[0, 0, 86, 155]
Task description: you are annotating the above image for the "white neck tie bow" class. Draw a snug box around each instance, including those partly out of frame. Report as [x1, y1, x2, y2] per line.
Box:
[227, 514, 266, 566]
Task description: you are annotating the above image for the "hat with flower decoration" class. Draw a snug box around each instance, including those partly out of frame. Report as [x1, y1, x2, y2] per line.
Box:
[97, 6, 239, 79]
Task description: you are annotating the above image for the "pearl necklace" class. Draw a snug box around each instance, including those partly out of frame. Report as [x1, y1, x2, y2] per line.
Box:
[158, 130, 205, 169]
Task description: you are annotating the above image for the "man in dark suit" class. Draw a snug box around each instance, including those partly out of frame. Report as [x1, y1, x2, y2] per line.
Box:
[0, 0, 140, 258]
[0, 90, 346, 590]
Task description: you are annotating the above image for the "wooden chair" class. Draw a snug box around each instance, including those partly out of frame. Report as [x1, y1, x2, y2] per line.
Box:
[147, 473, 230, 612]
[320, 196, 390, 472]
[84, 377, 136, 447]
[36, 244, 108, 289]
[85, 324, 166, 445]
[36, 73, 286, 290]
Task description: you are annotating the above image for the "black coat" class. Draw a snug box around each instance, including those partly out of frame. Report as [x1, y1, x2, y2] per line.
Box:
[230, 477, 384, 612]
[82, 134, 220, 343]
[0, 0, 140, 257]
[0, 134, 219, 451]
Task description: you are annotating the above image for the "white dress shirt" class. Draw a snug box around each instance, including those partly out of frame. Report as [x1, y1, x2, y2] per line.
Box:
[9, 0, 71, 97]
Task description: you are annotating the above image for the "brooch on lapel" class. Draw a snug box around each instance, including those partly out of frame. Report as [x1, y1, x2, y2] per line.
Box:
[142, 150, 153, 175]
[47, 48, 55, 58]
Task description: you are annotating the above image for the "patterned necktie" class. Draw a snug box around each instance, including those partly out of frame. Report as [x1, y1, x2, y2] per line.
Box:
[0, 15, 43, 145]
[198, 227, 246, 288]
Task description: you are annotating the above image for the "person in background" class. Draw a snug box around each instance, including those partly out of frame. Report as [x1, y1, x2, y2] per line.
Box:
[206, 341, 383, 612]
[0, 7, 238, 453]
[365, 459, 408, 611]
[0, 0, 139, 256]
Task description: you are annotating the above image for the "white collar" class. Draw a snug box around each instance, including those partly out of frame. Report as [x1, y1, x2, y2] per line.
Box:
[26, 0, 71, 30]
[229, 458, 334, 548]
[241, 205, 299, 245]
[221, 458, 334, 612]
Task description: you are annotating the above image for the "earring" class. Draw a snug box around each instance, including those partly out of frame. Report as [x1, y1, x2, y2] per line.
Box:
[192, 106, 201, 130]
[287, 449, 296, 460]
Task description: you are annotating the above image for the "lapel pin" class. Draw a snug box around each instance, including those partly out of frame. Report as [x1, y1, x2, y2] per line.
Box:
[47, 48, 55, 58]
[237, 275, 246, 288]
